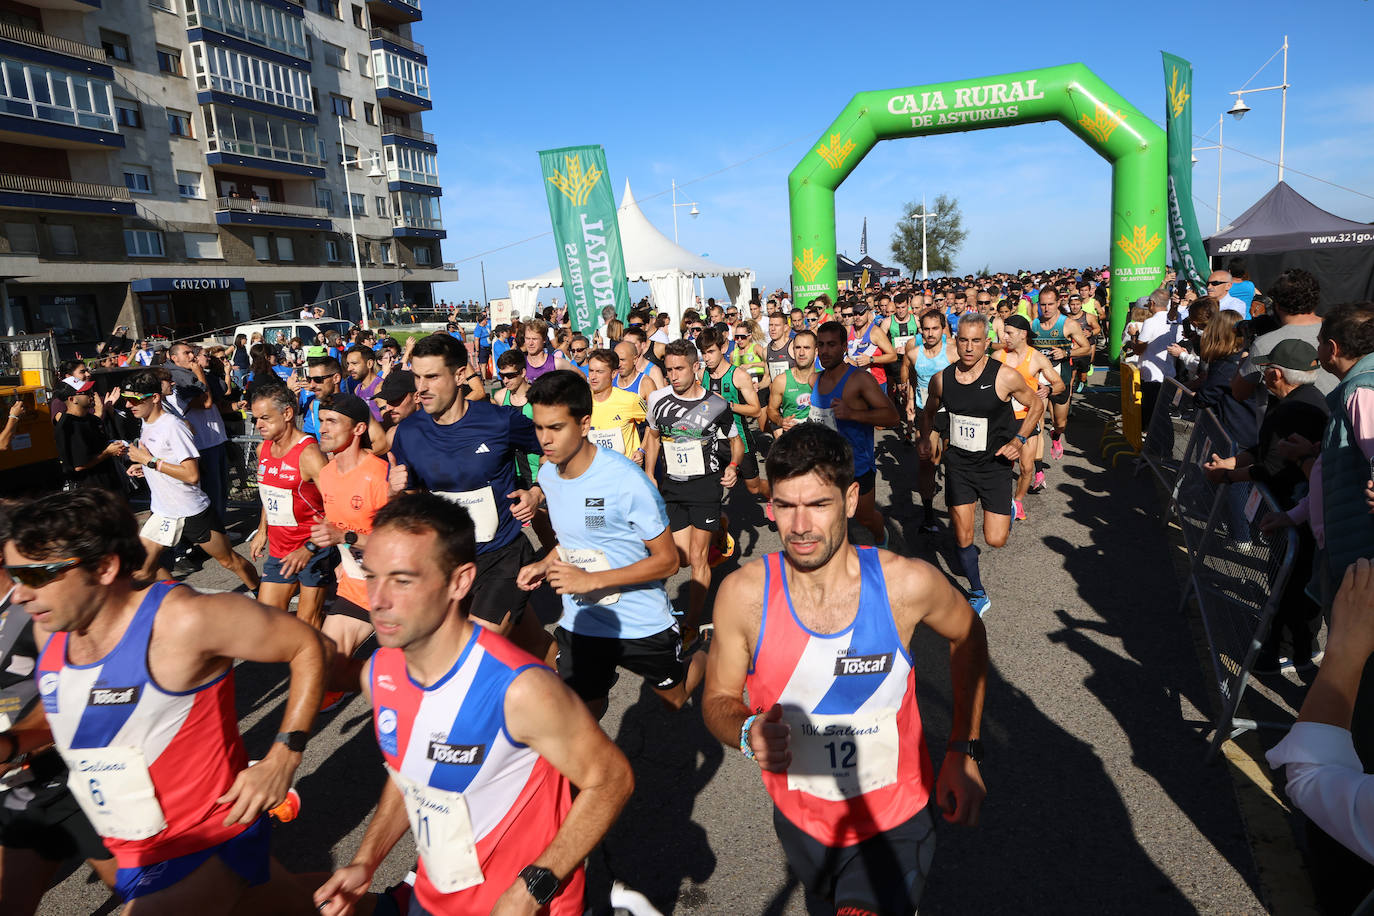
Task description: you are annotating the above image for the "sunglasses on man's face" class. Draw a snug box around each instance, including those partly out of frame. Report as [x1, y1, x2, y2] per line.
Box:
[306, 375, 334, 384]
[977, 299, 992, 305]
[498, 371, 521, 380]
[120, 391, 154, 403]
[841, 312, 855, 318]
[1207, 280, 1228, 286]
[6, 557, 84, 588]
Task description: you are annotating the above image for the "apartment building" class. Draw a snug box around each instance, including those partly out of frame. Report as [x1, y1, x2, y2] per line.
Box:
[0, 0, 453, 349]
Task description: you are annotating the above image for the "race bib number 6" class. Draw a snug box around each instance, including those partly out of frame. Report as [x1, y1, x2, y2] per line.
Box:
[63, 746, 167, 841]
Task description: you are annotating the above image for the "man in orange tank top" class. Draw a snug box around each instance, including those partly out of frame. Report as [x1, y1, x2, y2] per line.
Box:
[994, 315, 1065, 521]
[704, 425, 988, 916]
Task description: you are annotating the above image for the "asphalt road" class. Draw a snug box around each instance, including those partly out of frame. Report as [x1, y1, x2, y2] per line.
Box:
[39, 389, 1273, 914]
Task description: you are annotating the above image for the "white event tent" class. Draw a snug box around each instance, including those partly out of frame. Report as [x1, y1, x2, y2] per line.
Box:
[508, 180, 755, 331]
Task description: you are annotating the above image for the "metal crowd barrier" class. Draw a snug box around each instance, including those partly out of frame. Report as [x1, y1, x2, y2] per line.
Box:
[1136, 378, 1198, 493]
[1176, 480, 1298, 763]
[227, 434, 262, 507]
[1169, 407, 1236, 555]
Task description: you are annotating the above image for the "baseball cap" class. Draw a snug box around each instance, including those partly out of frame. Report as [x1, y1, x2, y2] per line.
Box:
[319, 393, 371, 426]
[376, 370, 415, 403]
[64, 379, 95, 393]
[1253, 339, 1319, 372]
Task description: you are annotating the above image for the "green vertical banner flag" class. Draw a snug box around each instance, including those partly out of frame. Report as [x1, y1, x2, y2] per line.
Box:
[538, 145, 631, 334]
[1162, 53, 1209, 294]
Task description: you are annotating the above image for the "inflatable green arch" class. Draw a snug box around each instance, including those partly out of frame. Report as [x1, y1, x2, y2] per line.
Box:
[788, 63, 1167, 357]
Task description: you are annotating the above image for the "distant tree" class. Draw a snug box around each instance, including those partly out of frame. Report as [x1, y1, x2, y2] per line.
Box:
[891, 194, 967, 277]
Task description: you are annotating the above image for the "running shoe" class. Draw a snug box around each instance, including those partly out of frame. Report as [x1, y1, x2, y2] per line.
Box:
[968, 589, 991, 618]
[1051, 436, 1064, 460]
[765, 502, 775, 523]
[920, 509, 940, 534]
[1013, 499, 1027, 521]
[1028, 471, 1047, 494]
[708, 532, 736, 568]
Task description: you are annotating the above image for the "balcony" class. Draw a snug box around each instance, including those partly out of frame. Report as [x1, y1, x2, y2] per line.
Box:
[372, 50, 429, 111]
[0, 172, 133, 215]
[185, 0, 308, 60]
[381, 122, 432, 144]
[367, 0, 421, 23]
[215, 195, 330, 230]
[369, 27, 422, 56]
[0, 59, 121, 148]
[392, 214, 443, 239]
[0, 20, 111, 74]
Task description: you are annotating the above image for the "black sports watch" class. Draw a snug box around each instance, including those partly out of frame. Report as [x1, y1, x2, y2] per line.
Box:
[344, 530, 358, 546]
[274, 730, 309, 753]
[947, 739, 984, 764]
[518, 865, 559, 905]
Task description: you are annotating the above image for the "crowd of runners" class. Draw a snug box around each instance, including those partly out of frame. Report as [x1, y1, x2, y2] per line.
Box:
[0, 266, 1130, 914]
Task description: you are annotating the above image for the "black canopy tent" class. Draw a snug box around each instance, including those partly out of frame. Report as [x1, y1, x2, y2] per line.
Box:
[1206, 181, 1374, 307]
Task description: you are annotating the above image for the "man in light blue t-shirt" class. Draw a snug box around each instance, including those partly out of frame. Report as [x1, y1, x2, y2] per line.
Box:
[516, 369, 707, 718]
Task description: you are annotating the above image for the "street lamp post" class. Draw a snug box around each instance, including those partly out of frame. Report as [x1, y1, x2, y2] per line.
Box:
[337, 114, 384, 330]
[910, 195, 933, 281]
[1228, 35, 1290, 182]
[1193, 114, 1224, 232]
[670, 179, 699, 244]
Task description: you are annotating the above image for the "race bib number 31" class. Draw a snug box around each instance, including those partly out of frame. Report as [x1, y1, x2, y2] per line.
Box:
[786, 710, 900, 802]
[663, 439, 706, 478]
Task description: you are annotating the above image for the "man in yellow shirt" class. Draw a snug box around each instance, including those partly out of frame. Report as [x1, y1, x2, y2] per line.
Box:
[587, 348, 647, 466]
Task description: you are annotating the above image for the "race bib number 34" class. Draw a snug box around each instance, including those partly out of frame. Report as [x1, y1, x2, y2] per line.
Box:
[786, 710, 900, 802]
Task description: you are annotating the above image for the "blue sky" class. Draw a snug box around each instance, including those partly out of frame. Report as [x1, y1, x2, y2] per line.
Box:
[421, 0, 1372, 306]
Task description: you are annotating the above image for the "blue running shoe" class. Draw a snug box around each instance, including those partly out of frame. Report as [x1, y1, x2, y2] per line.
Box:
[968, 590, 991, 618]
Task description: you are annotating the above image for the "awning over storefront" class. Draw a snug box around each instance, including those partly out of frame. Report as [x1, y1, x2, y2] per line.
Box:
[130, 278, 246, 293]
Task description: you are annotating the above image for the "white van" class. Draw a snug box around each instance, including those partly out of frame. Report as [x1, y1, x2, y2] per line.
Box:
[230, 319, 352, 349]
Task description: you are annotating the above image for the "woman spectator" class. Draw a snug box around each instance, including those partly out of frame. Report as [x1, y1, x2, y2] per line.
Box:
[604, 318, 624, 346]
[1195, 309, 1264, 448]
[282, 336, 305, 368]
[230, 333, 251, 387]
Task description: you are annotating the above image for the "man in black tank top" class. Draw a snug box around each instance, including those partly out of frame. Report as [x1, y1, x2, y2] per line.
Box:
[919, 313, 1044, 618]
[765, 313, 797, 383]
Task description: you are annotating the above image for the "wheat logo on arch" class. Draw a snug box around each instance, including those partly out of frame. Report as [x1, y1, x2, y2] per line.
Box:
[1079, 103, 1123, 146]
[547, 154, 603, 206]
[794, 248, 828, 283]
[816, 133, 856, 170]
[1116, 225, 1161, 265]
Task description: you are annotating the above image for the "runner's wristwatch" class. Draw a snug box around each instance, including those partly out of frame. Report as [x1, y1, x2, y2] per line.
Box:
[518, 865, 559, 904]
[344, 531, 358, 546]
[947, 739, 984, 764]
[274, 731, 309, 753]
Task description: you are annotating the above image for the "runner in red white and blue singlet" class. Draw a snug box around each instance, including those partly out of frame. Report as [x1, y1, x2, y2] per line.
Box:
[745, 547, 933, 847]
[369, 626, 583, 914]
[35, 581, 248, 867]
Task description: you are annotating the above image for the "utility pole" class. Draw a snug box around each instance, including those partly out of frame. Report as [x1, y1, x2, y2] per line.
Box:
[480, 260, 489, 309]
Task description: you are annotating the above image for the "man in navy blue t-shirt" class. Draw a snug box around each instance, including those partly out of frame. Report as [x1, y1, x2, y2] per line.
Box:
[389, 333, 551, 660]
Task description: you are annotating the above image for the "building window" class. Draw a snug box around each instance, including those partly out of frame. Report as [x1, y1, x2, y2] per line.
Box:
[100, 30, 132, 63]
[343, 144, 359, 166]
[156, 47, 183, 76]
[149, 0, 175, 12]
[348, 192, 365, 215]
[115, 100, 142, 129]
[186, 0, 308, 59]
[357, 53, 370, 76]
[202, 102, 321, 167]
[323, 42, 347, 70]
[276, 236, 294, 261]
[48, 225, 78, 257]
[0, 61, 117, 132]
[413, 245, 431, 266]
[326, 239, 341, 261]
[183, 232, 222, 259]
[273, 290, 294, 311]
[253, 235, 270, 260]
[318, 0, 340, 18]
[176, 170, 203, 198]
[330, 95, 353, 119]
[363, 102, 375, 125]
[5, 223, 38, 254]
[375, 195, 387, 218]
[317, 187, 333, 213]
[124, 229, 165, 257]
[352, 5, 365, 28]
[380, 241, 392, 264]
[123, 167, 153, 194]
[167, 109, 194, 138]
